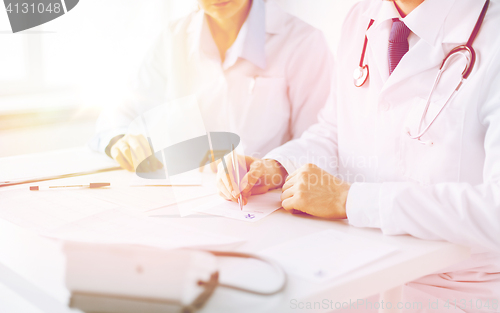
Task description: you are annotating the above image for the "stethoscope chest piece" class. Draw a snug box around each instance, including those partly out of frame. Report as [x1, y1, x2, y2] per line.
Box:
[353, 65, 369, 87]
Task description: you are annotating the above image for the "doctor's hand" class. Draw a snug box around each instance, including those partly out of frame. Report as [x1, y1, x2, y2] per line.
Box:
[110, 134, 163, 172]
[281, 164, 350, 219]
[217, 156, 288, 205]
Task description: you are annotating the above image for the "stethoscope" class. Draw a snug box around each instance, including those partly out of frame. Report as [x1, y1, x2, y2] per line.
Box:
[354, 0, 490, 145]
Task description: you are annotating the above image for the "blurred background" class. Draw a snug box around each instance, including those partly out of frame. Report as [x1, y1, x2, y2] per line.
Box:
[0, 0, 360, 158]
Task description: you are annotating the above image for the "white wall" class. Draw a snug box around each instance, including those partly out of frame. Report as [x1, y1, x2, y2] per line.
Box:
[274, 0, 362, 53]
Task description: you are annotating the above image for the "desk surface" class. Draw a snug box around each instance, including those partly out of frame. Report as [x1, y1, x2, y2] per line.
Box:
[0, 148, 470, 313]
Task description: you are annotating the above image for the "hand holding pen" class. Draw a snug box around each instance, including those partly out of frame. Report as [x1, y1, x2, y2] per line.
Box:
[231, 145, 244, 210]
[217, 149, 248, 207]
[216, 153, 287, 207]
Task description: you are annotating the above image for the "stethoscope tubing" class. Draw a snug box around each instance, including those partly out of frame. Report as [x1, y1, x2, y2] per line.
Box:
[354, 0, 490, 145]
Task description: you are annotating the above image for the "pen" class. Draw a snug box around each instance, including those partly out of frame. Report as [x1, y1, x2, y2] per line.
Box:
[29, 183, 110, 191]
[231, 144, 243, 211]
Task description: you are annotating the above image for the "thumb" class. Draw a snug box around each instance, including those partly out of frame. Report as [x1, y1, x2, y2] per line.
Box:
[240, 162, 263, 195]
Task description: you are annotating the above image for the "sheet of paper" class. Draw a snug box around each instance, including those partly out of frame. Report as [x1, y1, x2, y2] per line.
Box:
[0, 147, 118, 183]
[42, 209, 243, 250]
[130, 170, 203, 186]
[194, 190, 282, 222]
[0, 171, 221, 233]
[0, 188, 120, 232]
[259, 229, 398, 283]
[0, 186, 185, 232]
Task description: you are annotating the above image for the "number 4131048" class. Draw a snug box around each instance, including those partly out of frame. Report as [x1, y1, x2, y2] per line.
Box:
[5, 2, 62, 14]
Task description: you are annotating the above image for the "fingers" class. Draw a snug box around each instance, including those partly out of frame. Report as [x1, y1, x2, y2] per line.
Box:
[282, 174, 297, 192]
[217, 172, 238, 203]
[280, 187, 294, 201]
[285, 169, 298, 182]
[112, 147, 134, 171]
[251, 185, 269, 195]
[210, 158, 221, 173]
[240, 163, 263, 194]
[124, 135, 163, 172]
[281, 197, 296, 212]
[128, 136, 147, 163]
[217, 159, 236, 201]
[281, 196, 304, 215]
[223, 154, 246, 197]
[210, 161, 218, 173]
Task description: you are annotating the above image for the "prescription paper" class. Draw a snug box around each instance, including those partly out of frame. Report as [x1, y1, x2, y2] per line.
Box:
[196, 190, 282, 222]
[259, 229, 398, 283]
[146, 189, 282, 222]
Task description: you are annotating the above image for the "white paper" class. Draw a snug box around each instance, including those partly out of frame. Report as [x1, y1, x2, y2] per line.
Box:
[259, 229, 398, 283]
[0, 147, 118, 183]
[195, 190, 282, 222]
[0, 186, 180, 232]
[130, 170, 203, 186]
[42, 209, 243, 250]
[0, 188, 120, 232]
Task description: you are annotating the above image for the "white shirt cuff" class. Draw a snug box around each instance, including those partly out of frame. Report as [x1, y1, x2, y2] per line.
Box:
[346, 182, 382, 228]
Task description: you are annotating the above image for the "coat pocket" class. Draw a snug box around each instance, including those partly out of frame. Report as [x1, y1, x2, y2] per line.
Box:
[398, 97, 465, 185]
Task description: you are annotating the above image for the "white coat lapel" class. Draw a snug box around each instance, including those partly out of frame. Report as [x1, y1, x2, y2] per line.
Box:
[366, 20, 391, 85]
[379, 38, 445, 99]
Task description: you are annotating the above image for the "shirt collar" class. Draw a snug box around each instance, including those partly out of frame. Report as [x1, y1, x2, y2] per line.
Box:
[189, 0, 267, 70]
[402, 0, 455, 46]
[227, 0, 267, 69]
[364, 0, 456, 47]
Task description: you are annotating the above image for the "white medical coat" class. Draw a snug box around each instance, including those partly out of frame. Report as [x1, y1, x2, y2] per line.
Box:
[266, 0, 500, 308]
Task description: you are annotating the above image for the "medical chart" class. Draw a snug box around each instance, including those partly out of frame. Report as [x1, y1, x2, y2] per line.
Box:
[259, 229, 398, 283]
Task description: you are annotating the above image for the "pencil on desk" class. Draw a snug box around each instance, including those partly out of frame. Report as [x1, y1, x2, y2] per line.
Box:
[29, 183, 110, 191]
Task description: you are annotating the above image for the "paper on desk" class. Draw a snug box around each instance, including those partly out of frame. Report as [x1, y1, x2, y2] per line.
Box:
[0, 185, 186, 233]
[194, 190, 282, 222]
[42, 209, 243, 250]
[130, 170, 203, 186]
[0, 147, 119, 183]
[145, 189, 282, 221]
[259, 229, 398, 283]
[0, 188, 120, 232]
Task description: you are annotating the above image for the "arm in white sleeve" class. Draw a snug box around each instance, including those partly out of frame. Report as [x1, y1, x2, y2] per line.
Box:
[286, 28, 333, 140]
[347, 46, 500, 252]
[89, 30, 171, 153]
[265, 66, 339, 176]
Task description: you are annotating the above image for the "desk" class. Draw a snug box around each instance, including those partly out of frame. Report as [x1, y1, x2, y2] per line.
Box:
[0, 148, 470, 313]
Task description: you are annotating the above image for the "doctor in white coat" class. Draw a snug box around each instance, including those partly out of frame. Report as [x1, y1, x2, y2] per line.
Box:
[90, 0, 332, 172]
[219, 0, 500, 309]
